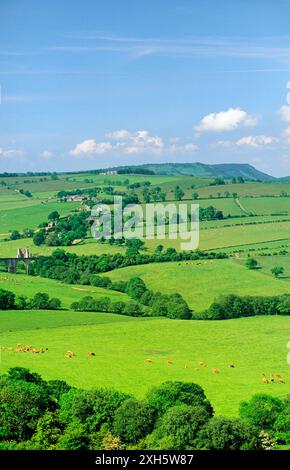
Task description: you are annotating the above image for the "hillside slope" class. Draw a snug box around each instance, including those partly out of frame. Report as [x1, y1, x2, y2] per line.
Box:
[112, 162, 275, 180]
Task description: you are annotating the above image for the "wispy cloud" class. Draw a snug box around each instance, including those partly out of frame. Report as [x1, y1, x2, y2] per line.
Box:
[51, 33, 290, 64]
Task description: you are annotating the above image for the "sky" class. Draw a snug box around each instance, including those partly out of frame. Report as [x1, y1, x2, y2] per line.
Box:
[1, 0, 290, 176]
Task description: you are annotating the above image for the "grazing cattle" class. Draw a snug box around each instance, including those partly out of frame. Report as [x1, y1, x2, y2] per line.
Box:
[278, 378, 285, 384]
[145, 358, 153, 363]
[167, 360, 173, 364]
[274, 373, 282, 378]
[262, 377, 268, 384]
[228, 364, 235, 368]
[199, 361, 206, 367]
[87, 352, 95, 357]
[211, 368, 219, 374]
[66, 351, 75, 358]
[17, 343, 23, 347]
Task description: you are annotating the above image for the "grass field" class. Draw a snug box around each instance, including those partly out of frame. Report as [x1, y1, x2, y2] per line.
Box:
[0, 237, 126, 257]
[0, 312, 289, 416]
[0, 272, 129, 308]
[241, 196, 290, 215]
[104, 259, 290, 311]
[0, 201, 79, 234]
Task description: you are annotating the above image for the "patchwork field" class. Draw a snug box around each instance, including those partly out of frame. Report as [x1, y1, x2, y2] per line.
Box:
[1, 171, 290, 425]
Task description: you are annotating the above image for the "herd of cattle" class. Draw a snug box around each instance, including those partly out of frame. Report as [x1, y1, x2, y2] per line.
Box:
[0, 344, 286, 384]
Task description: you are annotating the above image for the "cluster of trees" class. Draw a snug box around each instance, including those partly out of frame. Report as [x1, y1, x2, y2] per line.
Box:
[30, 248, 228, 283]
[2, 368, 287, 450]
[142, 186, 167, 203]
[69, 273, 191, 320]
[232, 177, 245, 184]
[71, 296, 143, 317]
[19, 188, 33, 198]
[245, 258, 285, 278]
[209, 177, 225, 186]
[33, 212, 89, 247]
[199, 206, 224, 221]
[201, 294, 290, 320]
[9, 228, 34, 241]
[117, 167, 155, 175]
[0, 289, 61, 311]
[125, 276, 191, 319]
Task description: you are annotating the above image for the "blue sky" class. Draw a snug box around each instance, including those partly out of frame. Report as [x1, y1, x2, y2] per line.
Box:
[1, 0, 290, 175]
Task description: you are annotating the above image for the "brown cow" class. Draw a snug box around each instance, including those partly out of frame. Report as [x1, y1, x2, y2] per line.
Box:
[87, 352, 95, 357]
[262, 377, 268, 384]
[145, 358, 153, 363]
[167, 360, 173, 365]
[199, 361, 206, 367]
[212, 368, 219, 374]
[66, 351, 75, 358]
[274, 372, 282, 378]
[278, 378, 285, 384]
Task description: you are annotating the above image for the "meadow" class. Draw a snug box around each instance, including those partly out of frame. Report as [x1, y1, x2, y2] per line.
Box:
[0, 272, 129, 308]
[104, 259, 290, 311]
[0, 311, 289, 416]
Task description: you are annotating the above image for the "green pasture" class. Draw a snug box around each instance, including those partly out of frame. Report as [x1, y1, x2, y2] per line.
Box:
[0, 272, 129, 308]
[0, 312, 289, 416]
[104, 259, 290, 311]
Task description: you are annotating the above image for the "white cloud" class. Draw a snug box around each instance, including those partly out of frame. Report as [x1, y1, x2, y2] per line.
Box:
[41, 150, 53, 159]
[215, 135, 277, 148]
[105, 129, 130, 140]
[108, 129, 164, 154]
[282, 127, 290, 145]
[69, 139, 112, 156]
[69, 130, 195, 157]
[195, 108, 257, 133]
[0, 147, 23, 158]
[279, 105, 290, 122]
[236, 135, 277, 147]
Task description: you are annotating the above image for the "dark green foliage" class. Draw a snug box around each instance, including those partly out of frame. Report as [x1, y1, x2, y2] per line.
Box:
[148, 404, 210, 450]
[10, 230, 21, 240]
[203, 293, 290, 319]
[245, 258, 258, 270]
[197, 416, 262, 450]
[71, 296, 143, 317]
[239, 394, 285, 429]
[271, 266, 284, 278]
[113, 399, 156, 444]
[126, 276, 147, 300]
[0, 288, 15, 309]
[0, 377, 52, 440]
[32, 411, 64, 449]
[56, 422, 89, 450]
[146, 381, 213, 417]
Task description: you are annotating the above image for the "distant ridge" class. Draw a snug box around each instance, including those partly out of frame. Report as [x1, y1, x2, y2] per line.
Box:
[109, 162, 275, 181]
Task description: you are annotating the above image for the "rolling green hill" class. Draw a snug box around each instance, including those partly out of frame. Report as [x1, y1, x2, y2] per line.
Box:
[112, 162, 275, 180]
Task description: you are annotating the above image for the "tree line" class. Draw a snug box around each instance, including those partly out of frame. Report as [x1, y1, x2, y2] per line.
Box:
[200, 294, 290, 320]
[0, 289, 61, 311]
